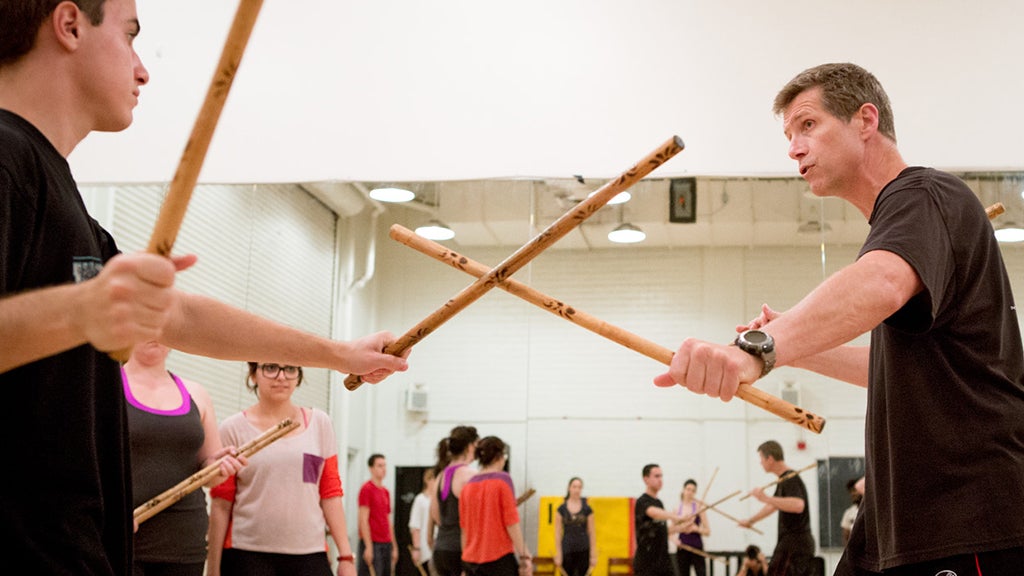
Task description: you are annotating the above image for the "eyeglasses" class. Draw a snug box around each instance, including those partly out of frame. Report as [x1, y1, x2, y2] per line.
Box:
[260, 363, 300, 380]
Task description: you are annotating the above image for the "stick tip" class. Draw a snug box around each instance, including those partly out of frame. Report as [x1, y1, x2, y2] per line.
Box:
[673, 135, 685, 150]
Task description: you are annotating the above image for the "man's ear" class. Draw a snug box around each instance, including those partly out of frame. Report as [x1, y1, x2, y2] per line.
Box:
[857, 102, 880, 140]
[51, 1, 84, 50]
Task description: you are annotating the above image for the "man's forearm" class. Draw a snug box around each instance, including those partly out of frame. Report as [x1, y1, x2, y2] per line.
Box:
[770, 250, 918, 371]
[163, 293, 345, 367]
[791, 345, 869, 387]
[1, 285, 85, 373]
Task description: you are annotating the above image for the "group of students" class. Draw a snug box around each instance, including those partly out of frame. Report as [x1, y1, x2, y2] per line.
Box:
[427, 426, 533, 576]
[634, 441, 813, 576]
[410, 425, 599, 576]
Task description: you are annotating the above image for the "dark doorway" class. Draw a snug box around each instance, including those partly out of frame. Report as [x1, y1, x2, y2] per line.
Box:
[395, 466, 431, 576]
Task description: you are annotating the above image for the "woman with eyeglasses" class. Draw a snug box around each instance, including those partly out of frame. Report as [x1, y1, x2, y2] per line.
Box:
[207, 362, 356, 576]
[459, 436, 532, 576]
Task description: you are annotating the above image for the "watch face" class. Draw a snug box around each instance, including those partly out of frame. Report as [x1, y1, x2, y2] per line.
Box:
[744, 331, 768, 345]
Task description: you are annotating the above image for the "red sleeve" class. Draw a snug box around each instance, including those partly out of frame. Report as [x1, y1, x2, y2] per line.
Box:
[210, 475, 237, 502]
[320, 454, 343, 499]
[358, 481, 371, 507]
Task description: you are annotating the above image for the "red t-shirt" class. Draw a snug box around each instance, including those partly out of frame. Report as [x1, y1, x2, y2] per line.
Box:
[459, 471, 519, 563]
[358, 481, 392, 543]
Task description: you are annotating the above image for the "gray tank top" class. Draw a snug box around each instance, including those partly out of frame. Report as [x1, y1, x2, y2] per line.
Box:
[124, 370, 207, 563]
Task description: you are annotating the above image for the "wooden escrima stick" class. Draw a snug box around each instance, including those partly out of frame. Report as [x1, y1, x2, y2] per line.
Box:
[704, 503, 764, 535]
[388, 225, 826, 433]
[110, 0, 265, 362]
[677, 543, 728, 565]
[134, 417, 297, 524]
[739, 461, 818, 501]
[698, 467, 718, 505]
[408, 546, 428, 576]
[344, 136, 685, 390]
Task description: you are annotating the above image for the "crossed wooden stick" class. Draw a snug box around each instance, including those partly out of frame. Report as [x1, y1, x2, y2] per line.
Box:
[386, 223, 825, 433]
[343, 136, 686, 390]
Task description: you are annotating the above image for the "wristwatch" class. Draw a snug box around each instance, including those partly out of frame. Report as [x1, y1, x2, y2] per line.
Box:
[734, 329, 776, 377]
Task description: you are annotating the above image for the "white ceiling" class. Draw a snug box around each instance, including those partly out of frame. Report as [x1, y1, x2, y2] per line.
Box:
[303, 173, 1024, 250]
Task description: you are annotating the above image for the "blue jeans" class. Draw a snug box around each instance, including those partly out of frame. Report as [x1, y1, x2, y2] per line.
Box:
[358, 541, 394, 576]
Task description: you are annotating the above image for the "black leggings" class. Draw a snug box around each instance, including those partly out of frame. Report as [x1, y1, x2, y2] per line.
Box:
[433, 549, 464, 576]
[675, 549, 706, 576]
[221, 548, 332, 576]
[562, 550, 590, 576]
[464, 553, 519, 576]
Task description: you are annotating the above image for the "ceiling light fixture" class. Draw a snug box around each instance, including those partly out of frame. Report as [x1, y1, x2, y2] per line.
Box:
[589, 190, 631, 205]
[415, 220, 455, 241]
[369, 186, 415, 203]
[608, 222, 646, 244]
[994, 222, 1024, 243]
[797, 220, 832, 234]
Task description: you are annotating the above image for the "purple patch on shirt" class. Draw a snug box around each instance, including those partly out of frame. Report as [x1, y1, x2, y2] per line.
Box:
[303, 453, 324, 483]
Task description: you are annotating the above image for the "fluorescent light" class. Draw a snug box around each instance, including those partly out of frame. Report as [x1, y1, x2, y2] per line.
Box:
[589, 190, 631, 205]
[995, 224, 1024, 243]
[415, 220, 455, 241]
[369, 186, 415, 203]
[608, 222, 645, 244]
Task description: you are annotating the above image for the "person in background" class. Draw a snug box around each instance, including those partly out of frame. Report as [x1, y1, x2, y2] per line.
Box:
[673, 479, 710, 576]
[459, 436, 532, 576]
[123, 341, 245, 575]
[409, 468, 438, 575]
[431, 425, 480, 576]
[736, 545, 768, 576]
[207, 362, 356, 576]
[633, 464, 685, 576]
[738, 441, 814, 576]
[359, 454, 398, 576]
[554, 477, 597, 576]
[840, 477, 863, 546]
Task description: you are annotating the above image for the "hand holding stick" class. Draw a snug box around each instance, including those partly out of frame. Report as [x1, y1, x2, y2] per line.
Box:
[739, 461, 818, 501]
[344, 136, 685, 390]
[408, 546, 428, 576]
[134, 417, 297, 524]
[109, 0, 265, 362]
[389, 226, 825, 433]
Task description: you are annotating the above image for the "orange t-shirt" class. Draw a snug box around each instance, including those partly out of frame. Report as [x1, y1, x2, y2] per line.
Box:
[459, 471, 519, 563]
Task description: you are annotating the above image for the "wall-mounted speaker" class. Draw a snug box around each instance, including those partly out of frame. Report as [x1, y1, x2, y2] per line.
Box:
[406, 385, 429, 412]
[781, 381, 801, 407]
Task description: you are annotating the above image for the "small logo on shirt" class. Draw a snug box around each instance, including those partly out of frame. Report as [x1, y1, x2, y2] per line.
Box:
[934, 570, 957, 576]
[72, 257, 103, 283]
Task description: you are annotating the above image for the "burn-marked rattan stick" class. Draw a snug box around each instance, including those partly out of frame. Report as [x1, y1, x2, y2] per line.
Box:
[134, 417, 297, 524]
[388, 225, 826, 433]
[344, 136, 685, 390]
[110, 0, 265, 363]
[739, 461, 818, 501]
